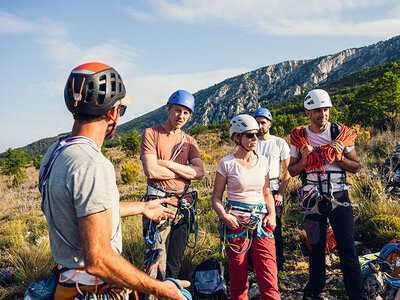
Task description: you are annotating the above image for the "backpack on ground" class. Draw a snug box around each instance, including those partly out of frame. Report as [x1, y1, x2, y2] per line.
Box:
[192, 258, 227, 300]
[361, 239, 400, 289]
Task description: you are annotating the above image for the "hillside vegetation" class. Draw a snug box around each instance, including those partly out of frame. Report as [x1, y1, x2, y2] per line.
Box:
[1, 61, 400, 299]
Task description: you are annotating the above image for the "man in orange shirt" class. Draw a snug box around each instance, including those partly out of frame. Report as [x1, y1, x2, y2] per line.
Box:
[140, 90, 204, 297]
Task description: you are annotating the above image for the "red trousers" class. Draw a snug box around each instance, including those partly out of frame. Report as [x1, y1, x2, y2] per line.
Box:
[225, 225, 280, 300]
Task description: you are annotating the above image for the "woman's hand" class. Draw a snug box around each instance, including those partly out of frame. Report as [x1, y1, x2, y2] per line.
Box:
[262, 215, 276, 230]
[220, 212, 240, 230]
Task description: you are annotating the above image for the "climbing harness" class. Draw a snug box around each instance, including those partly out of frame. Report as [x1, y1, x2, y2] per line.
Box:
[143, 185, 198, 249]
[297, 183, 361, 219]
[219, 201, 273, 255]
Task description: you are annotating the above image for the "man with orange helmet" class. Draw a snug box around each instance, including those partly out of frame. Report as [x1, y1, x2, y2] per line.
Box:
[39, 62, 190, 299]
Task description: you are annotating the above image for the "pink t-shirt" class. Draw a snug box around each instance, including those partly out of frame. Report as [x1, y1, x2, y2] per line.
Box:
[216, 154, 269, 206]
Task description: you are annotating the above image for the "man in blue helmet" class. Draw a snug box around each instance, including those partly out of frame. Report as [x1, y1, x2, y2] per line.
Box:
[253, 107, 291, 281]
[140, 90, 204, 298]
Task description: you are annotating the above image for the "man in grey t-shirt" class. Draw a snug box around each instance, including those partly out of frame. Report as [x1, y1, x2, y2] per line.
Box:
[39, 62, 189, 300]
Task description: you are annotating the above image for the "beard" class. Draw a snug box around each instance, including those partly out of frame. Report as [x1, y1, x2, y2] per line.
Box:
[258, 128, 269, 137]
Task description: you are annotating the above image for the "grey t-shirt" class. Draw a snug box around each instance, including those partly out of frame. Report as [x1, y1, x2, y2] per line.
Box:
[40, 139, 122, 268]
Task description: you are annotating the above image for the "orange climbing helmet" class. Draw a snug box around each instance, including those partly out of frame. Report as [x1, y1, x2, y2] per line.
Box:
[64, 62, 128, 115]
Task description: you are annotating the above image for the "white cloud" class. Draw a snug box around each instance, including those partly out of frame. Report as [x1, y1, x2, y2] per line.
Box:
[0, 11, 38, 34]
[256, 18, 400, 37]
[124, 6, 155, 21]
[122, 68, 247, 118]
[148, 0, 400, 37]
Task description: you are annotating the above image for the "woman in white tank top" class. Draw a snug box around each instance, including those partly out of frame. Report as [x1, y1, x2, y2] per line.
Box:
[211, 115, 280, 300]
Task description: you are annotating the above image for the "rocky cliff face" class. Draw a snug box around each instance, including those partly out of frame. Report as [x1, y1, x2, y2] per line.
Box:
[117, 35, 400, 134]
[184, 35, 400, 127]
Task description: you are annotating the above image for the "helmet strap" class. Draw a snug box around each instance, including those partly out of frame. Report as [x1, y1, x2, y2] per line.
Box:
[72, 77, 86, 107]
[238, 133, 253, 152]
[105, 105, 121, 139]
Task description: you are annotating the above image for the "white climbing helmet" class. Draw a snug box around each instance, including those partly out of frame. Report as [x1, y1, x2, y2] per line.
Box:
[229, 114, 259, 138]
[304, 89, 332, 110]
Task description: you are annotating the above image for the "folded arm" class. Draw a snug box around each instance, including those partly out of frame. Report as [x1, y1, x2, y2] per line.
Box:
[158, 157, 204, 180]
[141, 154, 179, 180]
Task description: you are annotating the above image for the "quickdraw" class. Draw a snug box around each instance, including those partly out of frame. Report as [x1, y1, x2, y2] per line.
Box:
[219, 201, 273, 256]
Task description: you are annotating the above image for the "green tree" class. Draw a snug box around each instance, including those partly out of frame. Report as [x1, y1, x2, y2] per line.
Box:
[349, 68, 400, 129]
[121, 129, 141, 157]
[0, 148, 30, 175]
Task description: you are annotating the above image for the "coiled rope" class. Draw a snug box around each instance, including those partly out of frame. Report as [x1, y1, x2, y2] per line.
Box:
[290, 124, 357, 176]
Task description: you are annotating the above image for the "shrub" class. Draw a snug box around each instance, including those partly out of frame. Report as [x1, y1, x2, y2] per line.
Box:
[32, 155, 43, 169]
[121, 161, 141, 184]
[12, 169, 26, 187]
[7, 237, 54, 294]
[200, 152, 214, 164]
[121, 129, 141, 157]
[1, 148, 30, 175]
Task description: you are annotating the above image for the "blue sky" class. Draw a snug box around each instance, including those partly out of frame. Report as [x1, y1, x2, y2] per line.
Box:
[1, 0, 400, 153]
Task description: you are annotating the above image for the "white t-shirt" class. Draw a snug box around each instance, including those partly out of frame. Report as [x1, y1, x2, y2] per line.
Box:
[289, 122, 354, 193]
[256, 135, 290, 191]
[216, 154, 269, 207]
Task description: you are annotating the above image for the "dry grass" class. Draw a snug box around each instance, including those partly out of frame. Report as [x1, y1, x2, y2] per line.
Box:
[1, 128, 400, 298]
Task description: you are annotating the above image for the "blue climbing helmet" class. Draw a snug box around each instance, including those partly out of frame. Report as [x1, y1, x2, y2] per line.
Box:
[253, 107, 273, 122]
[168, 90, 195, 113]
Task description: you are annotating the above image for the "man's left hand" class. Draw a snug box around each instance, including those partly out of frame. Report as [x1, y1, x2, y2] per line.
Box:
[143, 199, 175, 222]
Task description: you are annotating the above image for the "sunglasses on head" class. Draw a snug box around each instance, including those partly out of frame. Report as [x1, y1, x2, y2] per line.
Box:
[243, 132, 258, 139]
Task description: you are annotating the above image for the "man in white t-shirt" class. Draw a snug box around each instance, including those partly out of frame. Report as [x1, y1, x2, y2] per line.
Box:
[253, 108, 291, 280]
[288, 89, 365, 300]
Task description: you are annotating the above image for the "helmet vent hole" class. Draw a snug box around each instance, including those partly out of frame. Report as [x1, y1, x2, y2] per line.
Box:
[86, 90, 93, 103]
[97, 93, 105, 104]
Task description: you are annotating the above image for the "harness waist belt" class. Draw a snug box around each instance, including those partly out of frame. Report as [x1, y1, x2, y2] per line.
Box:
[146, 185, 191, 206]
[60, 269, 105, 286]
[227, 200, 269, 215]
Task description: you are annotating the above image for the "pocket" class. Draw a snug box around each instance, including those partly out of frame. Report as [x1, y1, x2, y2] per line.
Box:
[304, 218, 321, 245]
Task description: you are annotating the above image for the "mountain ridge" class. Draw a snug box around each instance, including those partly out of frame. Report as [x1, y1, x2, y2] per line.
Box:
[9, 35, 400, 157]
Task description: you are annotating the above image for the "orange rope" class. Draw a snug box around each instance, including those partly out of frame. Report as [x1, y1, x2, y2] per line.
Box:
[319, 125, 357, 163]
[290, 124, 357, 175]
